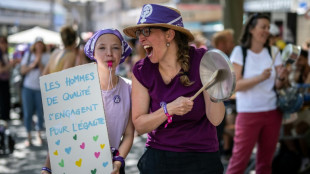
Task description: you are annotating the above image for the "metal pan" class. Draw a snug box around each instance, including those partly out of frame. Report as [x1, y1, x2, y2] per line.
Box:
[199, 49, 235, 102]
[281, 44, 301, 65]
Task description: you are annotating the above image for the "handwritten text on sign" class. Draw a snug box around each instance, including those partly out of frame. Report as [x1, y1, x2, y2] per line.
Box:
[40, 63, 112, 174]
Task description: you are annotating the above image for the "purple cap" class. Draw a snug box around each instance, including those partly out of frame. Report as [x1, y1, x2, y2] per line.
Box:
[84, 28, 132, 64]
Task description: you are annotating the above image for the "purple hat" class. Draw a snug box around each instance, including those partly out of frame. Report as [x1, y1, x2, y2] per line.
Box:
[84, 28, 132, 64]
[123, 4, 194, 42]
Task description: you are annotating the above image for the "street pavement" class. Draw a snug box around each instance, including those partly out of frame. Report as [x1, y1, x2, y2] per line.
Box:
[4, 111, 309, 174]
[0, 111, 146, 174]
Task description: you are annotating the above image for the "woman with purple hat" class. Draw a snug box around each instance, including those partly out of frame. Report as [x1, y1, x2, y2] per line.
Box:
[124, 4, 224, 173]
[41, 29, 134, 174]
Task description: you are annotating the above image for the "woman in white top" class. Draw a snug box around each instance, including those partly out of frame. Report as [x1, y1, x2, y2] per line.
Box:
[226, 13, 287, 174]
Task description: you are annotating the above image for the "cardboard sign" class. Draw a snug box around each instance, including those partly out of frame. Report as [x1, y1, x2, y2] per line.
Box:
[40, 63, 112, 174]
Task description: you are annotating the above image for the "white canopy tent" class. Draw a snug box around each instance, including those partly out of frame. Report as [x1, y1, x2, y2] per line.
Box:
[8, 26, 62, 45]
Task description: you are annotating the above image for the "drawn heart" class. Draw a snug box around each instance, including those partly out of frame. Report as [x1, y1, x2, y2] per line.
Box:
[65, 147, 71, 154]
[102, 161, 108, 167]
[73, 134, 77, 140]
[53, 150, 58, 156]
[94, 152, 100, 158]
[80, 142, 85, 149]
[58, 159, 64, 167]
[75, 158, 82, 167]
[100, 144, 105, 149]
[93, 135, 99, 142]
[91, 168, 97, 174]
[55, 140, 60, 145]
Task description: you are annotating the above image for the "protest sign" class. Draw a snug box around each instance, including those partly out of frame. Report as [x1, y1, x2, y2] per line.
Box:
[40, 63, 112, 174]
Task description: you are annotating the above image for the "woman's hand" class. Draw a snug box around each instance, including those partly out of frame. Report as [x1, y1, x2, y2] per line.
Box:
[277, 65, 288, 80]
[111, 161, 122, 174]
[260, 68, 272, 81]
[167, 96, 193, 116]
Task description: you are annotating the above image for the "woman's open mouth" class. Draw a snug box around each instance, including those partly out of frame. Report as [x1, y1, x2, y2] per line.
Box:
[144, 45, 153, 57]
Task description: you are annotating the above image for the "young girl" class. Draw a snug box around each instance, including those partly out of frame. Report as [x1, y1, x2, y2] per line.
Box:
[41, 29, 134, 174]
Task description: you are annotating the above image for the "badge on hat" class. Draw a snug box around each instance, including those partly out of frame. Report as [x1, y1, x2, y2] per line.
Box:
[140, 4, 153, 23]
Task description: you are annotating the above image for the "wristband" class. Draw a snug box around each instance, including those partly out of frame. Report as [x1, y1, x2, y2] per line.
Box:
[41, 167, 52, 174]
[111, 147, 119, 157]
[113, 156, 125, 168]
[160, 101, 173, 128]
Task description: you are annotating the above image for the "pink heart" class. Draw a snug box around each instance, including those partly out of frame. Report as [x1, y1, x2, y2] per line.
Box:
[80, 142, 85, 149]
[94, 152, 100, 158]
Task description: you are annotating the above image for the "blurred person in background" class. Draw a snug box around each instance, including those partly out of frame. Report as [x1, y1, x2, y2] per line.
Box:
[190, 32, 208, 49]
[74, 41, 93, 66]
[226, 13, 287, 174]
[211, 29, 236, 162]
[75, 32, 94, 66]
[287, 49, 310, 173]
[269, 23, 286, 51]
[212, 29, 235, 56]
[20, 37, 50, 146]
[126, 40, 146, 79]
[42, 25, 77, 75]
[0, 36, 18, 121]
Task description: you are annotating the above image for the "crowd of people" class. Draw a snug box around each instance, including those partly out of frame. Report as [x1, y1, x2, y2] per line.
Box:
[0, 3, 310, 174]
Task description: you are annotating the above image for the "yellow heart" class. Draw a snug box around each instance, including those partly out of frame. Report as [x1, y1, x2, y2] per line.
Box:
[75, 158, 82, 167]
[53, 150, 58, 156]
[100, 144, 105, 149]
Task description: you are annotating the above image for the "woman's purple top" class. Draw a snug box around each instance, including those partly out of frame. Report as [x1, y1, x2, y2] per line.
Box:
[133, 47, 218, 152]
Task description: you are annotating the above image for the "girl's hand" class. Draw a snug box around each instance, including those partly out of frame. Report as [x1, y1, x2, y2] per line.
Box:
[167, 96, 193, 116]
[41, 170, 51, 174]
[111, 161, 122, 174]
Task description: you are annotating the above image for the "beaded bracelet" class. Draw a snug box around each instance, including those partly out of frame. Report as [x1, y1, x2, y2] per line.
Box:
[41, 167, 52, 174]
[113, 156, 125, 168]
[160, 101, 173, 128]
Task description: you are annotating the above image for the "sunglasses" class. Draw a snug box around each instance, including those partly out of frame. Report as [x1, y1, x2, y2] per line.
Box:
[135, 27, 164, 38]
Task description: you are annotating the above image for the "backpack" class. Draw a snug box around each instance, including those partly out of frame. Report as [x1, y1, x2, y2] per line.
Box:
[240, 46, 272, 76]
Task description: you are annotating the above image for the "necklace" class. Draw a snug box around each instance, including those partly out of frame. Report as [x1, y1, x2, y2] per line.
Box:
[159, 66, 180, 84]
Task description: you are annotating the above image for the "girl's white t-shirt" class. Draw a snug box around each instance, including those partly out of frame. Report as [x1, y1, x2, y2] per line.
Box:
[101, 76, 131, 149]
[230, 46, 282, 113]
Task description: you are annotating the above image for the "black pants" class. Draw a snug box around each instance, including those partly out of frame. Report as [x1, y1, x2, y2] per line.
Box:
[0, 80, 11, 120]
[138, 147, 223, 174]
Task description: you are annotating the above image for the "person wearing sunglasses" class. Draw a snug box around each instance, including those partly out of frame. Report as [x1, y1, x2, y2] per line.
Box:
[226, 13, 287, 174]
[124, 4, 225, 174]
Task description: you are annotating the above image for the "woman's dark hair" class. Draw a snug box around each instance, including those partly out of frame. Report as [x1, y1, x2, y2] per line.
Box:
[0, 35, 8, 52]
[0, 35, 8, 44]
[0, 36, 8, 65]
[157, 27, 193, 86]
[60, 25, 77, 47]
[239, 13, 270, 48]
